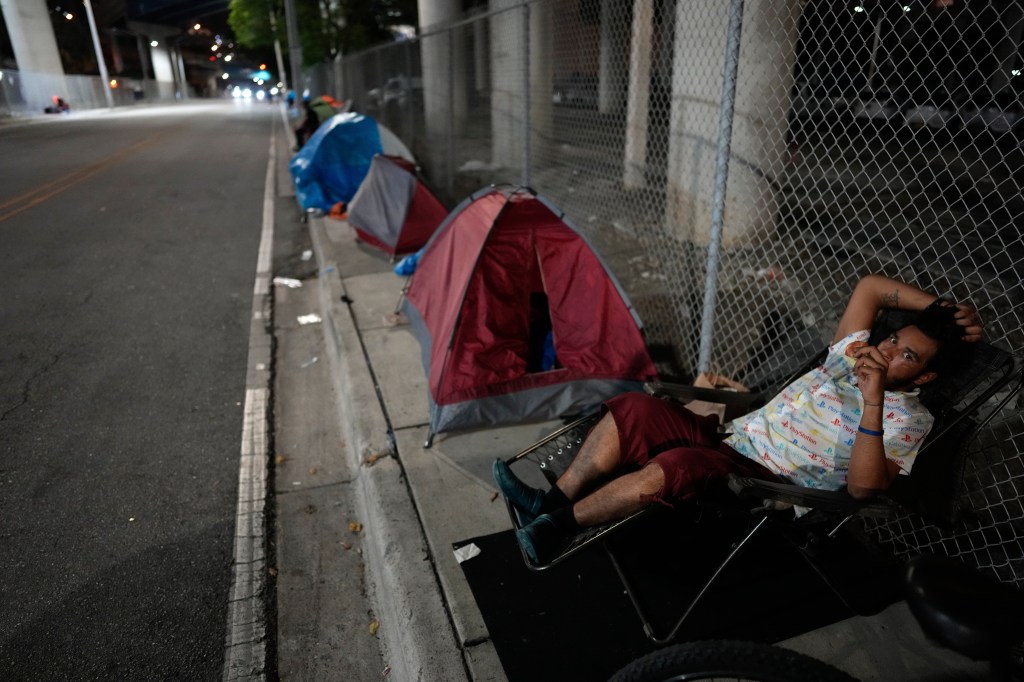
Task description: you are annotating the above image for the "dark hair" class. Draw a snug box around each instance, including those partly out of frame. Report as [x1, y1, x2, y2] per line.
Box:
[910, 301, 970, 375]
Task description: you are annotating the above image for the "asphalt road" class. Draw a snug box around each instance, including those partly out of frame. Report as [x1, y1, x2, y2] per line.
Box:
[0, 102, 276, 680]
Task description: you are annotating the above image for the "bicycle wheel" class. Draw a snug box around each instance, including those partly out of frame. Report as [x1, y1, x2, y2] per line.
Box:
[608, 640, 858, 682]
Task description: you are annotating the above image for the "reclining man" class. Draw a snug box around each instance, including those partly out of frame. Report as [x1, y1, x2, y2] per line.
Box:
[494, 274, 983, 564]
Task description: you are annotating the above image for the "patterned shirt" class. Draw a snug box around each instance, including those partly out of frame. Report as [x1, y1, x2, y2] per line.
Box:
[724, 330, 934, 490]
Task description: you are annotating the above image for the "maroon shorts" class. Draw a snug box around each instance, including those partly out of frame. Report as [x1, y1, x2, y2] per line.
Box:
[602, 392, 779, 506]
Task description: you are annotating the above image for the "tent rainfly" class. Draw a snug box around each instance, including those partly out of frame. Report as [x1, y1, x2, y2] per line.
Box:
[346, 155, 449, 257]
[289, 113, 414, 212]
[400, 186, 658, 445]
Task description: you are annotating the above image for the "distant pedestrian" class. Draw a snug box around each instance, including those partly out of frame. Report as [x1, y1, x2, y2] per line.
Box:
[43, 96, 70, 114]
[294, 100, 320, 149]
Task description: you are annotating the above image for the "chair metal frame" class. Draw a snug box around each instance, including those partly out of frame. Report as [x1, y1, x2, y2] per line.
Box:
[503, 319, 1022, 644]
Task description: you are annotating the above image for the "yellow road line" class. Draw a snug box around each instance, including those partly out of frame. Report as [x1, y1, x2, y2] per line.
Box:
[0, 132, 173, 223]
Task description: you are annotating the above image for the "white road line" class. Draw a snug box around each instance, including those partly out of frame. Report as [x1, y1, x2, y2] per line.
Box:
[223, 132, 277, 681]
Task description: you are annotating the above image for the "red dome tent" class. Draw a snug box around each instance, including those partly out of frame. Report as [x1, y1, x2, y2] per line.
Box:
[346, 155, 449, 257]
[400, 186, 658, 445]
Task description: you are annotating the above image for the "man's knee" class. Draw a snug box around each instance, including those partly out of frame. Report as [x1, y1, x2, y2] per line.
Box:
[636, 462, 666, 499]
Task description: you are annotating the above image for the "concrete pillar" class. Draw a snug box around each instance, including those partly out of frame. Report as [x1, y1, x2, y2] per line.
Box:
[489, 0, 553, 177]
[623, 0, 653, 189]
[0, 0, 67, 112]
[598, 0, 627, 114]
[150, 44, 175, 85]
[128, 22, 177, 100]
[529, 0, 553, 165]
[136, 35, 152, 80]
[473, 12, 489, 93]
[664, 0, 801, 247]
[418, 0, 464, 184]
[109, 32, 124, 74]
[489, 0, 526, 169]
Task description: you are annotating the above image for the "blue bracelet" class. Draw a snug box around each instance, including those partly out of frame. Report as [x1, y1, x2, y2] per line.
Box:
[858, 426, 883, 437]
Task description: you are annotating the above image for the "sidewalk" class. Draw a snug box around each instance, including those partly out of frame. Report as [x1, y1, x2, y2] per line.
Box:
[272, 80, 995, 673]
[300, 210, 995, 682]
[306, 213, 538, 681]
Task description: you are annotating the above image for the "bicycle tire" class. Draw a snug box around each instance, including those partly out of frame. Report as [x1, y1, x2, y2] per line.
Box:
[608, 640, 858, 682]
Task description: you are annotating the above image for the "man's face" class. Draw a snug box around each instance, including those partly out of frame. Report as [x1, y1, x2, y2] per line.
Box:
[878, 325, 940, 390]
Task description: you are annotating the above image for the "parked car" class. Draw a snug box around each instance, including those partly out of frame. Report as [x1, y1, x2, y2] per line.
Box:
[850, 89, 904, 123]
[903, 99, 959, 132]
[789, 82, 851, 127]
[366, 75, 422, 112]
[959, 92, 1022, 136]
[552, 73, 598, 108]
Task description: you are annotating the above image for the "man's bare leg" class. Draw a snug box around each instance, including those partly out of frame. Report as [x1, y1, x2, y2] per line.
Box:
[493, 412, 622, 523]
[515, 460, 665, 564]
[572, 464, 664, 527]
[554, 412, 623, 500]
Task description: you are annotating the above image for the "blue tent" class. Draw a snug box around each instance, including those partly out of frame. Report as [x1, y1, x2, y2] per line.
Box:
[289, 113, 383, 211]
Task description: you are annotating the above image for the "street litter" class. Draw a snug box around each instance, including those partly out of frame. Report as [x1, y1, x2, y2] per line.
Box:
[381, 665, 392, 678]
[453, 543, 481, 564]
[273, 276, 303, 288]
[341, 541, 353, 550]
[300, 356, 319, 368]
[301, 249, 313, 261]
[349, 521, 363, 533]
[363, 451, 387, 466]
[368, 619, 380, 636]
[297, 313, 322, 325]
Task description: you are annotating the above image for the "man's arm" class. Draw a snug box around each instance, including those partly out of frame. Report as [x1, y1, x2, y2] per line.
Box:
[833, 274, 983, 344]
[837, 276, 931, 498]
[846, 403, 900, 499]
[837, 274, 982, 498]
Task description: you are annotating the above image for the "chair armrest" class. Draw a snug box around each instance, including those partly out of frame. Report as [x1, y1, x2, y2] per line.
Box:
[726, 474, 897, 518]
[643, 381, 765, 410]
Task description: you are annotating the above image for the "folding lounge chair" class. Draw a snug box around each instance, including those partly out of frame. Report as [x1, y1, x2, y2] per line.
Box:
[501, 311, 1022, 644]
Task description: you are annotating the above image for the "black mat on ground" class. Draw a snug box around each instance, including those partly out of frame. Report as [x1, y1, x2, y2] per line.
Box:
[455, 509, 901, 682]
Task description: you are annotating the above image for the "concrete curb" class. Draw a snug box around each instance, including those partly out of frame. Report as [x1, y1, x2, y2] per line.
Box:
[309, 218, 468, 681]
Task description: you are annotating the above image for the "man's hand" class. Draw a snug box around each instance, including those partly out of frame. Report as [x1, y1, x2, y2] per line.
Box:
[938, 300, 984, 343]
[851, 345, 887, 405]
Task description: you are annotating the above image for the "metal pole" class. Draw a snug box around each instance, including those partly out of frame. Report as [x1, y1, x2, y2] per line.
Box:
[82, 0, 115, 107]
[405, 40, 415, 144]
[447, 28, 456, 196]
[282, 0, 303, 95]
[866, 12, 884, 93]
[269, 10, 289, 91]
[521, 1, 530, 187]
[696, 0, 744, 374]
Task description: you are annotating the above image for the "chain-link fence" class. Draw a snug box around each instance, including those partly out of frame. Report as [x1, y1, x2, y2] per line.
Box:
[314, 0, 1024, 583]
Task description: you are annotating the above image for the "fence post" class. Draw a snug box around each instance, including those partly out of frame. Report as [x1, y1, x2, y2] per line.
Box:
[521, 1, 531, 187]
[447, 28, 456, 195]
[405, 40, 415, 148]
[696, 0, 743, 374]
